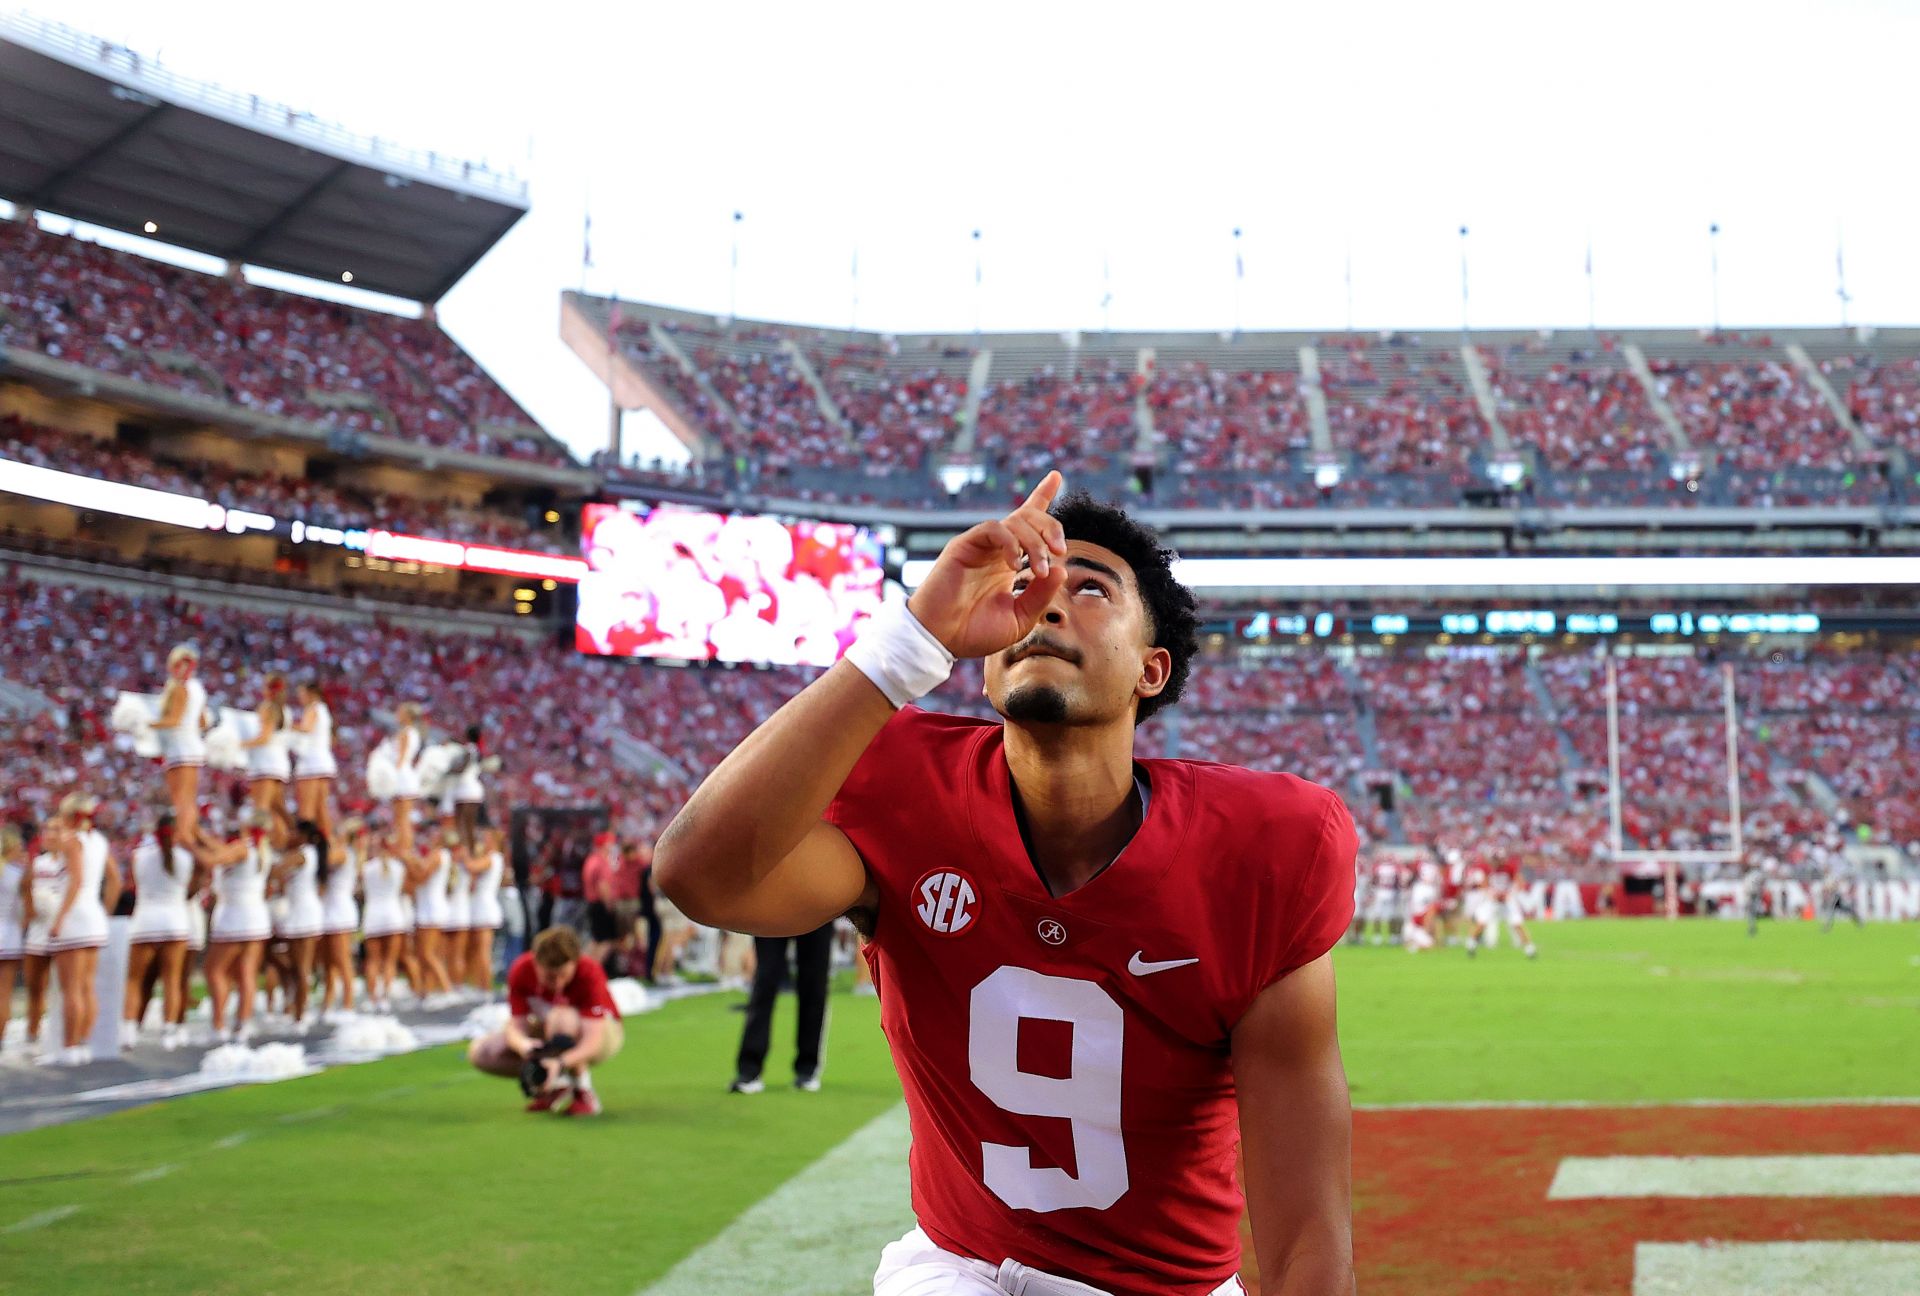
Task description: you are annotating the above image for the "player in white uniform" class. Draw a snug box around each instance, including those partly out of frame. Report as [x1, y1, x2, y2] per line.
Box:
[1403, 858, 1443, 952]
[155, 643, 209, 848]
[1467, 862, 1537, 958]
[38, 795, 120, 1065]
[1460, 860, 1493, 956]
[292, 682, 339, 842]
[359, 834, 411, 1013]
[318, 821, 363, 1018]
[200, 827, 273, 1041]
[123, 814, 195, 1050]
[463, 829, 507, 996]
[271, 820, 328, 1030]
[242, 673, 294, 829]
[1364, 857, 1404, 944]
[0, 824, 26, 1053]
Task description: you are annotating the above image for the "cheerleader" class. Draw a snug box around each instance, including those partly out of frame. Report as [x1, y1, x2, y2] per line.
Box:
[358, 831, 409, 1013]
[242, 673, 294, 828]
[291, 681, 338, 841]
[318, 820, 364, 1017]
[388, 703, 425, 860]
[269, 818, 328, 1031]
[39, 795, 121, 1065]
[408, 828, 456, 1006]
[449, 724, 487, 854]
[0, 824, 25, 1052]
[122, 813, 194, 1051]
[198, 824, 273, 1042]
[155, 644, 209, 848]
[444, 828, 473, 992]
[463, 828, 507, 996]
[20, 832, 62, 1057]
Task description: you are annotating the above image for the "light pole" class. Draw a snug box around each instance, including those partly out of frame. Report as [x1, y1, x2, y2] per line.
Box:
[972, 229, 983, 335]
[1836, 228, 1851, 329]
[729, 210, 743, 322]
[1458, 224, 1470, 335]
[1232, 226, 1244, 337]
[1708, 221, 1721, 335]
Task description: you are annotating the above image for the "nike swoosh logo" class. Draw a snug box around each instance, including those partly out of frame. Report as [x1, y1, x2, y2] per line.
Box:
[1128, 952, 1200, 976]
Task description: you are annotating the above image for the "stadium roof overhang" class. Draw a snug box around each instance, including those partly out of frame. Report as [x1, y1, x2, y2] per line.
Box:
[0, 15, 528, 303]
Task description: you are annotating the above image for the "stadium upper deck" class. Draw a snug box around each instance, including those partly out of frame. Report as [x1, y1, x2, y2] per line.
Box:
[567, 293, 1920, 515]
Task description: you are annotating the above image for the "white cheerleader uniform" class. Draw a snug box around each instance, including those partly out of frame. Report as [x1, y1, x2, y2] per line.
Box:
[247, 710, 293, 784]
[469, 851, 505, 931]
[414, 848, 452, 931]
[23, 852, 64, 957]
[322, 849, 360, 936]
[188, 896, 208, 953]
[210, 844, 272, 943]
[158, 678, 208, 770]
[446, 742, 484, 814]
[0, 856, 25, 959]
[274, 844, 326, 939]
[294, 702, 338, 781]
[446, 857, 472, 933]
[393, 727, 423, 800]
[359, 855, 408, 938]
[43, 831, 110, 953]
[129, 835, 194, 944]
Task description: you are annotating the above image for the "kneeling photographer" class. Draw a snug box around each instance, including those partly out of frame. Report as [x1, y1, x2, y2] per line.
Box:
[468, 926, 623, 1117]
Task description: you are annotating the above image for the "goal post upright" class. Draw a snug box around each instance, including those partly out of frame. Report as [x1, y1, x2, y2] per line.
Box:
[1604, 654, 1743, 917]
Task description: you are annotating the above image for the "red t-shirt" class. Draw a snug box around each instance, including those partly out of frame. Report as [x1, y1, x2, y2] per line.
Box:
[611, 851, 646, 903]
[505, 953, 621, 1021]
[826, 708, 1357, 1296]
[580, 850, 614, 904]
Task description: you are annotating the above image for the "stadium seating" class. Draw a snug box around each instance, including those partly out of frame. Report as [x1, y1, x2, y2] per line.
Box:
[2, 573, 1914, 876]
[0, 220, 566, 465]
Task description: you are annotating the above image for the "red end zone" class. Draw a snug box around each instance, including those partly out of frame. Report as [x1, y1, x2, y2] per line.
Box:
[1240, 1103, 1920, 1294]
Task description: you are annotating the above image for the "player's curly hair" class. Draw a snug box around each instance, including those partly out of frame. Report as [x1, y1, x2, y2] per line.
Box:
[1048, 490, 1199, 725]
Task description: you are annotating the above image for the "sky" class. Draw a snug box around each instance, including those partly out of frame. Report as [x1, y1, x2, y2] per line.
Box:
[20, 0, 1920, 467]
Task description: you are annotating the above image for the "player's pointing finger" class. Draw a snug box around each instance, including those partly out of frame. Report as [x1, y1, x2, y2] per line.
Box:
[1020, 470, 1064, 517]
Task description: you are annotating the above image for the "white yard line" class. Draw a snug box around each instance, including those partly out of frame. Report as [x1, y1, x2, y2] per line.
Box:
[1550, 1154, 1920, 1199]
[125, 1163, 177, 1184]
[3, 1204, 81, 1234]
[634, 1104, 912, 1296]
[1635, 1242, 1920, 1295]
[212, 1131, 250, 1149]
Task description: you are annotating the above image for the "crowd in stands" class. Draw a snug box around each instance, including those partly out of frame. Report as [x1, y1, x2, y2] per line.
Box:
[1649, 354, 1857, 472]
[0, 219, 564, 464]
[970, 363, 1142, 476]
[598, 314, 1920, 510]
[1, 572, 1914, 889]
[1827, 352, 1920, 456]
[1145, 362, 1310, 474]
[1480, 345, 1665, 472]
[0, 417, 568, 555]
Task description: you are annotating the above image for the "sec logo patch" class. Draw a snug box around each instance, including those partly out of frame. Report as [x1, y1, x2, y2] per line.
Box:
[913, 869, 979, 936]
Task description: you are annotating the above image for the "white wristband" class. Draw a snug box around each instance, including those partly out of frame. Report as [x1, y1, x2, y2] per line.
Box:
[844, 600, 955, 708]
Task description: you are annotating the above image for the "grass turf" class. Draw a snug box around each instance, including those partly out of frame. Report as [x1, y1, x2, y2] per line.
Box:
[2, 920, 1914, 1293]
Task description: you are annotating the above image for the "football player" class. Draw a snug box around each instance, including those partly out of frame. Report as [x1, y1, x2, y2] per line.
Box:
[657, 473, 1358, 1296]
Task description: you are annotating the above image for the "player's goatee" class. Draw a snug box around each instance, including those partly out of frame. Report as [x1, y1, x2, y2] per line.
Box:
[1003, 683, 1071, 723]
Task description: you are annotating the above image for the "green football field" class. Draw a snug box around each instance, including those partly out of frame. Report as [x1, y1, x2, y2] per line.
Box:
[3, 921, 1916, 1295]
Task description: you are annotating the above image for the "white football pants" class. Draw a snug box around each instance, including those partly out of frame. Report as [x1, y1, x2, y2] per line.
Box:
[874, 1227, 1246, 1296]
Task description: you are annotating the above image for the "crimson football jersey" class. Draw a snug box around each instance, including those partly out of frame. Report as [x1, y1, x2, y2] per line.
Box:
[826, 708, 1357, 1296]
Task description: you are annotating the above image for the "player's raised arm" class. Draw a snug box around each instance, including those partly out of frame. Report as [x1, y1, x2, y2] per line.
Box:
[652, 472, 1070, 937]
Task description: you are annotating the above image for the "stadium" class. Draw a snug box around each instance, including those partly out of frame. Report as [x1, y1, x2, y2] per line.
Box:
[2, 8, 1917, 1294]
